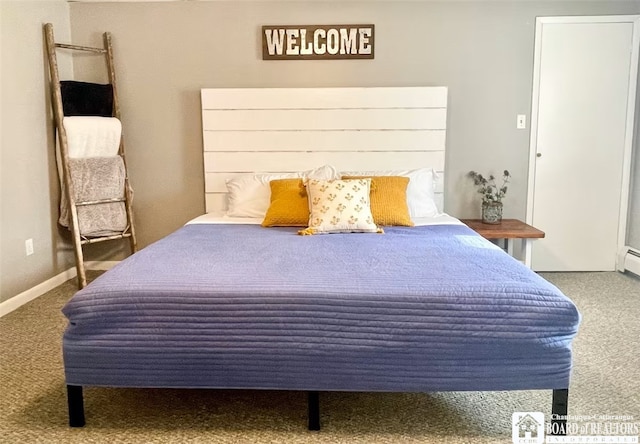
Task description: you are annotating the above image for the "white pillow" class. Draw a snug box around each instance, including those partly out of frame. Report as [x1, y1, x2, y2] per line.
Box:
[226, 165, 339, 218]
[302, 178, 379, 234]
[225, 172, 298, 218]
[340, 167, 439, 218]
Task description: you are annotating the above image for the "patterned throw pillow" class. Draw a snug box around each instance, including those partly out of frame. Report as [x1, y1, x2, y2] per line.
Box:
[299, 179, 381, 235]
[341, 176, 414, 226]
[261, 179, 309, 227]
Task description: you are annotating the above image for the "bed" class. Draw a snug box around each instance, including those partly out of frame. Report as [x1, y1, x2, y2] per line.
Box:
[61, 87, 580, 431]
[62, 215, 580, 428]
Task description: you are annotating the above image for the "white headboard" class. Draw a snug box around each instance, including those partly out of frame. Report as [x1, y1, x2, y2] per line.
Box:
[201, 87, 447, 213]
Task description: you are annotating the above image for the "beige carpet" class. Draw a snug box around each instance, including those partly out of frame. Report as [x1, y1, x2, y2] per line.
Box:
[1, 271, 638, 443]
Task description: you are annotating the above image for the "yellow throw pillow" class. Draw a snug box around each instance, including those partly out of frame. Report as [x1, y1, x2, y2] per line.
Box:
[299, 178, 381, 235]
[261, 178, 309, 227]
[341, 176, 414, 226]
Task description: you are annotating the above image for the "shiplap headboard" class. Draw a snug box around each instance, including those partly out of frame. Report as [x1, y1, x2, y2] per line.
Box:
[201, 87, 447, 214]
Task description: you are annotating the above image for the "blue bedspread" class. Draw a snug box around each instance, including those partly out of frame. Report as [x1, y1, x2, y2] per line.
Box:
[62, 224, 580, 391]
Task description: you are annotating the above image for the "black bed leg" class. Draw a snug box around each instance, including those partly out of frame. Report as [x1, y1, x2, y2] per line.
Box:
[308, 391, 320, 431]
[67, 385, 85, 427]
[551, 388, 569, 435]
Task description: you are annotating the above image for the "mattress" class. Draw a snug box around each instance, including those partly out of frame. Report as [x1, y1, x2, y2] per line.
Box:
[62, 221, 580, 392]
[185, 212, 465, 226]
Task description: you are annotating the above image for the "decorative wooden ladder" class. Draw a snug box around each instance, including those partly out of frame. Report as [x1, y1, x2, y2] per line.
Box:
[44, 23, 137, 289]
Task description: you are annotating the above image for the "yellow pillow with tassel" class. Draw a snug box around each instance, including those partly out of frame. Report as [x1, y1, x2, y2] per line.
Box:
[341, 176, 414, 226]
[261, 178, 309, 227]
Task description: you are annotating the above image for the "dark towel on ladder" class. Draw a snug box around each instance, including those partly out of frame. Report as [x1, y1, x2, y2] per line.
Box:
[60, 81, 114, 117]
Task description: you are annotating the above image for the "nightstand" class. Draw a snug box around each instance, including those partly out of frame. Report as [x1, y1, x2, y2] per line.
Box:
[460, 219, 545, 267]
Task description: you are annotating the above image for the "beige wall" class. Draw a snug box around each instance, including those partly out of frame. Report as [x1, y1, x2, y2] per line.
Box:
[0, 1, 74, 303]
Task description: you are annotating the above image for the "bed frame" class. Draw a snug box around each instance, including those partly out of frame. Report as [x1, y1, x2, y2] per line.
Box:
[67, 386, 569, 432]
[65, 87, 570, 433]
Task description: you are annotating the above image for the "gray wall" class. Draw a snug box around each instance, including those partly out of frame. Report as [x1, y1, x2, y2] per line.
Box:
[628, 61, 640, 250]
[68, 0, 640, 259]
[0, 1, 74, 303]
[2, 1, 640, 302]
[631, 153, 640, 249]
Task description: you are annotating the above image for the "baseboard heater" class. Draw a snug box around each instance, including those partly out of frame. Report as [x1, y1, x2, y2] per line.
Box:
[624, 248, 640, 277]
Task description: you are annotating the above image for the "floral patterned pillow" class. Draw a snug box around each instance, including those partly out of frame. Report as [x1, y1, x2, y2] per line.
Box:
[299, 179, 381, 235]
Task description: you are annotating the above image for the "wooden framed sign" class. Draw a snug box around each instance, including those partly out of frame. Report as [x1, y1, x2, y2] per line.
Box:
[262, 24, 375, 60]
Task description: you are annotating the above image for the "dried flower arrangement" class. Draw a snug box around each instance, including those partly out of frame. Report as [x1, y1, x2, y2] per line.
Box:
[467, 170, 511, 204]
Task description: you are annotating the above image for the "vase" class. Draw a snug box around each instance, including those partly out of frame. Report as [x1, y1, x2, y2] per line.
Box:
[482, 202, 503, 224]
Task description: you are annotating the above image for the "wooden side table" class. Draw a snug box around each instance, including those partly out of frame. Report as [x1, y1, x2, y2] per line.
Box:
[460, 219, 545, 267]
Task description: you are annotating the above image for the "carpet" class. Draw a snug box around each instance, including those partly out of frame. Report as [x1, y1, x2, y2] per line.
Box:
[1, 271, 638, 443]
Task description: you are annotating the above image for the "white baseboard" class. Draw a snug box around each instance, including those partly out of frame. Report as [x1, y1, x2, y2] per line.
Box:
[0, 260, 121, 318]
[624, 249, 640, 277]
[0, 267, 76, 318]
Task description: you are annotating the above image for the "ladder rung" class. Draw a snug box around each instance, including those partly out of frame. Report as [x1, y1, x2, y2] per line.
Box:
[76, 198, 126, 207]
[55, 43, 106, 54]
[80, 232, 132, 245]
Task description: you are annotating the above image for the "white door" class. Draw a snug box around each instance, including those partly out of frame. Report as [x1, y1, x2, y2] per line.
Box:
[527, 16, 639, 272]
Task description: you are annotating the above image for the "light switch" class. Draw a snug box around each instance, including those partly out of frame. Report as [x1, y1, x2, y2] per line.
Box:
[517, 114, 526, 129]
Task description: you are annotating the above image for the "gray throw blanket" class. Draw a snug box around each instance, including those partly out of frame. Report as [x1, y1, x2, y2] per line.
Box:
[59, 156, 128, 237]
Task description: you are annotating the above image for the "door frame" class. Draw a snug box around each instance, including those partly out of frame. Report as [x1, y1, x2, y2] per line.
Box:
[525, 15, 640, 268]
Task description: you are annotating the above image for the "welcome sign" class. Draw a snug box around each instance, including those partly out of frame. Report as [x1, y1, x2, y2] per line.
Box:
[262, 24, 375, 60]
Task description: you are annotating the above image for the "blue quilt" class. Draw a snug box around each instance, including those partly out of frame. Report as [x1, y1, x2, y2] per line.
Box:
[62, 224, 580, 391]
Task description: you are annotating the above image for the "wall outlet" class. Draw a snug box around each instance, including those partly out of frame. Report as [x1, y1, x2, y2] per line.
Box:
[517, 114, 526, 129]
[25, 238, 34, 256]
